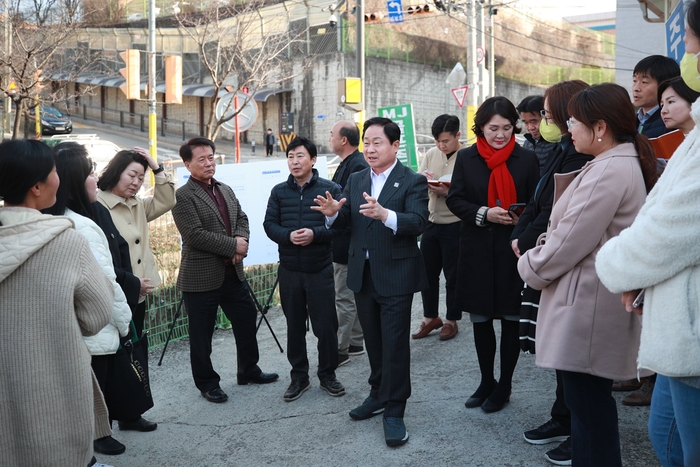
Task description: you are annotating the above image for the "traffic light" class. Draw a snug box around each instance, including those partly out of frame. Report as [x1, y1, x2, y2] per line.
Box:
[364, 12, 383, 22]
[119, 49, 140, 100]
[164, 55, 182, 104]
[407, 4, 435, 14]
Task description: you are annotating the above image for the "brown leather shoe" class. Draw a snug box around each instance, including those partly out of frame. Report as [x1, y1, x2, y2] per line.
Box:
[612, 378, 644, 392]
[622, 378, 655, 406]
[412, 317, 443, 339]
[439, 322, 458, 340]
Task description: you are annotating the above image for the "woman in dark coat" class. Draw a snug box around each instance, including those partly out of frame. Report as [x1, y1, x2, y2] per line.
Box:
[510, 80, 592, 464]
[446, 96, 539, 413]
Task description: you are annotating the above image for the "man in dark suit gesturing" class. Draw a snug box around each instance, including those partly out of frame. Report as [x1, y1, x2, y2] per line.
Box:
[313, 118, 429, 447]
[172, 138, 278, 404]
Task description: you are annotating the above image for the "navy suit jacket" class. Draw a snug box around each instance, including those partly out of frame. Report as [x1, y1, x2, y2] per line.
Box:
[333, 161, 429, 296]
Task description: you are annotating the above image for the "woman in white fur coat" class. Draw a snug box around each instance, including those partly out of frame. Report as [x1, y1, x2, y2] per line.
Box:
[44, 143, 133, 457]
[596, 5, 700, 465]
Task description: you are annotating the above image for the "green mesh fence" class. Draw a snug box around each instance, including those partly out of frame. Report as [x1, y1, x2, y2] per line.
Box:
[144, 211, 280, 348]
[341, 20, 465, 68]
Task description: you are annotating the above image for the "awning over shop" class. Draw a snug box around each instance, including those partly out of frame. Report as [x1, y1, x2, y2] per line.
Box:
[253, 87, 294, 102]
[50, 73, 293, 101]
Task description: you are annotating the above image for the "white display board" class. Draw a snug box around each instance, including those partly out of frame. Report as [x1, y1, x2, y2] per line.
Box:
[176, 157, 329, 266]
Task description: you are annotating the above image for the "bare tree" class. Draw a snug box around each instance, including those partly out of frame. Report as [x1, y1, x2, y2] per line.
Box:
[0, 0, 86, 138]
[175, 0, 307, 141]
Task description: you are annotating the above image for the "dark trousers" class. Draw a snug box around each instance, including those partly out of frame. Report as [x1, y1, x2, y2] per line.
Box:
[266, 144, 273, 156]
[134, 301, 147, 337]
[419, 221, 461, 320]
[183, 274, 261, 392]
[278, 264, 338, 382]
[91, 354, 114, 407]
[354, 261, 413, 418]
[551, 369, 572, 429]
[561, 370, 621, 467]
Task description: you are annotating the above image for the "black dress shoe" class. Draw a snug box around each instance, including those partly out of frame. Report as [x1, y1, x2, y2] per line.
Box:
[93, 435, 126, 455]
[118, 417, 158, 432]
[201, 387, 229, 403]
[464, 379, 497, 409]
[237, 372, 279, 385]
[481, 387, 511, 413]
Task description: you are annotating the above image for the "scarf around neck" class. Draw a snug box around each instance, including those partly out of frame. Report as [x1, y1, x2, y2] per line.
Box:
[476, 135, 517, 208]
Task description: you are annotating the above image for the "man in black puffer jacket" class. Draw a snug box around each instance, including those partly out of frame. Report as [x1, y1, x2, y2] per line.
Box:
[264, 136, 346, 403]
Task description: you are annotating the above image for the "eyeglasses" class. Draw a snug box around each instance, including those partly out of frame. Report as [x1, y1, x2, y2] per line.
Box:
[566, 118, 580, 131]
[540, 109, 551, 122]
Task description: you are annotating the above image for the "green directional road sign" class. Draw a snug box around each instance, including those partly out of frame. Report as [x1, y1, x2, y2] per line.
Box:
[378, 103, 418, 171]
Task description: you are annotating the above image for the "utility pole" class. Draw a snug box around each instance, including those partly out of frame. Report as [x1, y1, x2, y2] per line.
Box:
[477, 0, 485, 103]
[466, 0, 477, 142]
[489, 0, 495, 97]
[356, 0, 365, 123]
[148, 0, 157, 161]
[3, 0, 10, 137]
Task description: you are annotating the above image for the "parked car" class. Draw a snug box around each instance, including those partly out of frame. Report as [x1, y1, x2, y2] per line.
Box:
[45, 134, 121, 174]
[28, 105, 73, 135]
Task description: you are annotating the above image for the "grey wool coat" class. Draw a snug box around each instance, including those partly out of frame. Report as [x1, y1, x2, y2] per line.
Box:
[0, 208, 113, 467]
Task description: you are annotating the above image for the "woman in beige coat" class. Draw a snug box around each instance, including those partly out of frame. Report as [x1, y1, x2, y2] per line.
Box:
[517, 84, 658, 467]
[97, 148, 175, 433]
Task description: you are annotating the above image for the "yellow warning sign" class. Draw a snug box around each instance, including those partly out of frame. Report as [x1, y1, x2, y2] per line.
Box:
[7, 79, 18, 94]
[279, 132, 296, 153]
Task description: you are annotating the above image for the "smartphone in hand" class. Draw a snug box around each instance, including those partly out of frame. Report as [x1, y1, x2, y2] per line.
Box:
[632, 289, 645, 308]
[508, 203, 526, 217]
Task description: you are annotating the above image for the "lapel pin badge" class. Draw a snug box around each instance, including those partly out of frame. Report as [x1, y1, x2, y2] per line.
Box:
[394, 182, 399, 187]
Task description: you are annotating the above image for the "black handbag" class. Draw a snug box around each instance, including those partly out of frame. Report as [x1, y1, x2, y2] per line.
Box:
[519, 284, 541, 354]
[105, 321, 154, 420]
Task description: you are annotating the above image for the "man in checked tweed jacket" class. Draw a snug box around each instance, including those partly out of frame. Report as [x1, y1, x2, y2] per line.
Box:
[172, 137, 278, 403]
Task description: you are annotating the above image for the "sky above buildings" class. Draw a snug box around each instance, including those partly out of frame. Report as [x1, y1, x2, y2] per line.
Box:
[518, 0, 616, 19]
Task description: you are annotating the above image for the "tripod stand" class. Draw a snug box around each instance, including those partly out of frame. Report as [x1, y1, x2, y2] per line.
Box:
[158, 277, 283, 366]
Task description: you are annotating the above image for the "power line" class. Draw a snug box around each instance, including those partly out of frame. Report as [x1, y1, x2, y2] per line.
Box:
[351, 7, 636, 72]
[502, 3, 653, 56]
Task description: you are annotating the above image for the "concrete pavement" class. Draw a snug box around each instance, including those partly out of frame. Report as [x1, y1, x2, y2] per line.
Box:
[103, 293, 658, 467]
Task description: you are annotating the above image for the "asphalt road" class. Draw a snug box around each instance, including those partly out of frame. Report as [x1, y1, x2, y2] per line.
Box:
[100, 292, 658, 467]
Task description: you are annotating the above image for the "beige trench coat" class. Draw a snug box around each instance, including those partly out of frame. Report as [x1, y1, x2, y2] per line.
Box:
[517, 143, 646, 380]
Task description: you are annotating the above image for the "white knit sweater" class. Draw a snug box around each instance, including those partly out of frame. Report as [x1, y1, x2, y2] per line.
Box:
[596, 99, 700, 379]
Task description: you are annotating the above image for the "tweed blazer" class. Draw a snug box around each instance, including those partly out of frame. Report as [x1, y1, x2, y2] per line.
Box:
[333, 161, 429, 296]
[172, 177, 250, 292]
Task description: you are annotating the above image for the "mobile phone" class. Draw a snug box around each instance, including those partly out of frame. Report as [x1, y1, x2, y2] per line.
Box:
[508, 203, 526, 217]
[632, 289, 645, 308]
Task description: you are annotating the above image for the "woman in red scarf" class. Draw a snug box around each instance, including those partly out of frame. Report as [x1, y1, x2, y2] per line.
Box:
[446, 96, 539, 413]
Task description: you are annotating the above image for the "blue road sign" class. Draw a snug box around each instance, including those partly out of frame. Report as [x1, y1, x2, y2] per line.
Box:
[387, 0, 404, 24]
[666, 0, 685, 63]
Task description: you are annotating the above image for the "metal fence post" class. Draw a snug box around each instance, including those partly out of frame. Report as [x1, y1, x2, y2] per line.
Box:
[83, 104, 87, 120]
[182, 121, 186, 141]
[100, 107, 105, 124]
[120, 111, 124, 128]
[141, 114, 145, 133]
[161, 117, 165, 137]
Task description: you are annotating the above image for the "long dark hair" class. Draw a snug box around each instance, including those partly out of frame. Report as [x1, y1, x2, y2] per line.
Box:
[568, 83, 658, 193]
[42, 142, 94, 219]
[0, 139, 54, 205]
[544, 80, 590, 134]
[98, 150, 149, 192]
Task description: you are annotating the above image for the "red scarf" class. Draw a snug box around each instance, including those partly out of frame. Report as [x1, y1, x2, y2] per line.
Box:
[476, 135, 517, 208]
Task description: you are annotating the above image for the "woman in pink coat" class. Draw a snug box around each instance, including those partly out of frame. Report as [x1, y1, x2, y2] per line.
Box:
[517, 83, 659, 467]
